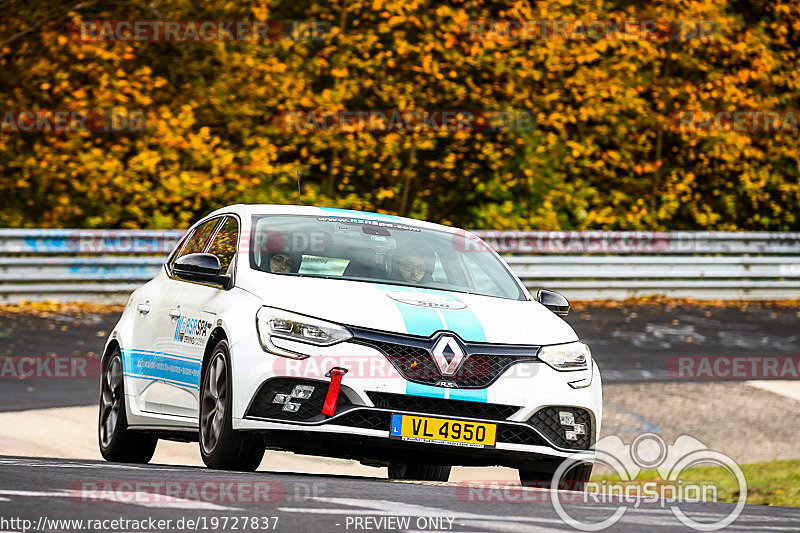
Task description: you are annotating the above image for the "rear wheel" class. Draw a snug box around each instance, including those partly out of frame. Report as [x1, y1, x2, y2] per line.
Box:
[519, 462, 593, 491]
[98, 347, 157, 463]
[200, 340, 265, 471]
[388, 463, 451, 482]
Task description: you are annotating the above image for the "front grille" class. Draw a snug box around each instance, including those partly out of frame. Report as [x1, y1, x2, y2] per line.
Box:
[529, 406, 593, 450]
[246, 378, 351, 422]
[352, 328, 539, 389]
[333, 408, 547, 447]
[335, 409, 390, 431]
[497, 424, 548, 446]
[368, 392, 519, 421]
[450, 353, 531, 388]
[370, 340, 441, 383]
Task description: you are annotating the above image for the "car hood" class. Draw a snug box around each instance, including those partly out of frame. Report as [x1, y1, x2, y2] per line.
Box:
[242, 275, 578, 345]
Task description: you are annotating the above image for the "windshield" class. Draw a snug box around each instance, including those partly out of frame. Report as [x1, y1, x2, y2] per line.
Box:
[249, 214, 525, 300]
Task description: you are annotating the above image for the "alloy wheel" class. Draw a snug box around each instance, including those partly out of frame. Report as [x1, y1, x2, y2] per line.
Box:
[201, 351, 227, 454]
[99, 355, 123, 448]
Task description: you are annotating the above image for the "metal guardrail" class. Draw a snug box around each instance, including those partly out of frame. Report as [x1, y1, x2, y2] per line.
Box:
[1, 229, 799, 302]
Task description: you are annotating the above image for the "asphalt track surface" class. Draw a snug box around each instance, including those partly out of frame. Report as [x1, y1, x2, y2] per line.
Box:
[1, 305, 799, 531]
[1, 455, 799, 533]
[1, 303, 798, 411]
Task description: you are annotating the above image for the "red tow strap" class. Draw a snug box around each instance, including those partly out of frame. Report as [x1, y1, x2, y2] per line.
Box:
[322, 367, 348, 416]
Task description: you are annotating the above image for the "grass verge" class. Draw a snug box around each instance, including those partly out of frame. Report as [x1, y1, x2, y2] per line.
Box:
[592, 458, 800, 507]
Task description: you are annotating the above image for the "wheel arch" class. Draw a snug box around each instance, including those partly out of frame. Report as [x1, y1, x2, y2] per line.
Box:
[103, 339, 121, 365]
[203, 327, 229, 371]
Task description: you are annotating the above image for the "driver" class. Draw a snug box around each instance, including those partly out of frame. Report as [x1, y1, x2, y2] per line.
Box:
[257, 232, 298, 274]
[394, 250, 434, 284]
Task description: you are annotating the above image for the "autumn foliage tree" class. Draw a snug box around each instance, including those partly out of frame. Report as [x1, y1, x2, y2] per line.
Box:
[1, 0, 798, 230]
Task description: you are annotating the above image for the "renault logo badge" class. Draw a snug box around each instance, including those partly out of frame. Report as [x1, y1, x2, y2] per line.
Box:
[431, 335, 466, 375]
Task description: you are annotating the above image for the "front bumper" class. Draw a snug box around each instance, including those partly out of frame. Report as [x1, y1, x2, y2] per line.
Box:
[229, 332, 602, 469]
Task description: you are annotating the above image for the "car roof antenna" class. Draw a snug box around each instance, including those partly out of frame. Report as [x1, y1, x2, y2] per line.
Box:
[296, 169, 302, 205]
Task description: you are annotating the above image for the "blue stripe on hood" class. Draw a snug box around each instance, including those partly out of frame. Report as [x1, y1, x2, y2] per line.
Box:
[375, 284, 487, 342]
[415, 288, 487, 342]
[374, 285, 445, 336]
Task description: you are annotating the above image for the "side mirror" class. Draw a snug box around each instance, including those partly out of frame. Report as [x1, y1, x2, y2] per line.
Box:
[173, 253, 232, 288]
[537, 289, 570, 317]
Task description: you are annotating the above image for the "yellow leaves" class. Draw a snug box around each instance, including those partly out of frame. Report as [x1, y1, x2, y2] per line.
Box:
[0, 1, 798, 232]
[375, 188, 395, 200]
[132, 150, 161, 173]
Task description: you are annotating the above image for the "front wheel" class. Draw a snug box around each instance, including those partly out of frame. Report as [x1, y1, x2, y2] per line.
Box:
[388, 463, 451, 482]
[98, 347, 157, 463]
[199, 340, 265, 471]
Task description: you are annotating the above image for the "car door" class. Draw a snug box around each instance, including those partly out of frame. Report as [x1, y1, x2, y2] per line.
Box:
[159, 215, 238, 418]
[123, 221, 212, 414]
[125, 276, 171, 414]
[136, 217, 222, 417]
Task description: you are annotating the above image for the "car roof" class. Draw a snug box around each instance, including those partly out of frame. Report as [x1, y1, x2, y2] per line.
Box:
[203, 204, 465, 234]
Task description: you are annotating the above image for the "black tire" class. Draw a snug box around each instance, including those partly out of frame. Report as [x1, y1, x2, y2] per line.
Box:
[98, 347, 157, 463]
[388, 463, 451, 482]
[519, 461, 593, 491]
[200, 340, 265, 471]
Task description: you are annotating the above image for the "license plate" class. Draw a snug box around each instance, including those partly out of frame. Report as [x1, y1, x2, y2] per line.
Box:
[389, 414, 496, 448]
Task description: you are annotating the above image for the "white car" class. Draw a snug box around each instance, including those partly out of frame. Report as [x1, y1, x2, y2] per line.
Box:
[99, 204, 602, 485]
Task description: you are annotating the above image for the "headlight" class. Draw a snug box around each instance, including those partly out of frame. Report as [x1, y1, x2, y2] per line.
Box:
[256, 307, 352, 353]
[538, 341, 591, 371]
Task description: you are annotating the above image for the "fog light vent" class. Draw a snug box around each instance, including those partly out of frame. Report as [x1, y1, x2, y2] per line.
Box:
[272, 393, 291, 404]
[291, 385, 315, 399]
[282, 402, 301, 412]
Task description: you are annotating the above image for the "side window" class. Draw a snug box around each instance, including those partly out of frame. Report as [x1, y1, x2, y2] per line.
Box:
[431, 254, 448, 284]
[173, 218, 221, 266]
[207, 217, 239, 274]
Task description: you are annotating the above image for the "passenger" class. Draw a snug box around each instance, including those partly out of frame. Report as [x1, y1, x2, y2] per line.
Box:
[268, 252, 293, 274]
